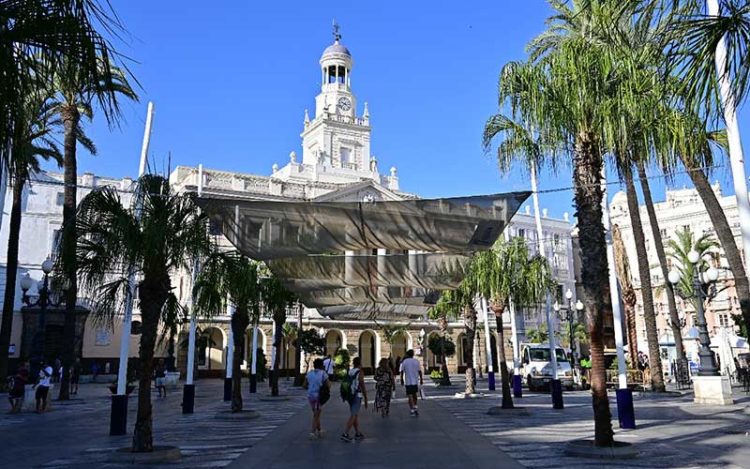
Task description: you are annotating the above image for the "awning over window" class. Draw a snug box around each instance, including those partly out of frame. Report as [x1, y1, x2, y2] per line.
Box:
[197, 192, 529, 260]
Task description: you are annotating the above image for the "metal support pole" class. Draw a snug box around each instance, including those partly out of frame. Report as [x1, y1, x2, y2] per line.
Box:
[111, 102, 153, 435]
[250, 320, 258, 393]
[601, 167, 635, 428]
[182, 164, 203, 414]
[530, 166, 562, 408]
[481, 297, 495, 390]
[693, 273, 719, 376]
[504, 229, 522, 397]
[224, 300, 234, 402]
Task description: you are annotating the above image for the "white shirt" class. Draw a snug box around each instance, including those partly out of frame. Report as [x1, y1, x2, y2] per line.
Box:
[399, 358, 421, 386]
[38, 366, 53, 387]
[323, 358, 334, 375]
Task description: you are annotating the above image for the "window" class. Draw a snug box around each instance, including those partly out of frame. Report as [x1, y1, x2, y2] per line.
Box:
[56, 192, 64, 206]
[718, 314, 730, 328]
[659, 228, 667, 239]
[518, 228, 525, 239]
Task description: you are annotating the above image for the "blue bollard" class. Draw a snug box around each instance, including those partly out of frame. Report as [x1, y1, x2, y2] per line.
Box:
[512, 375, 523, 398]
[249, 373, 257, 393]
[551, 379, 564, 409]
[110, 394, 128, 435]
[488, 371, 496, 391]
[616, 388, 636, 429]
[182, 383, 195, 414]
[224, 377, 232, 401]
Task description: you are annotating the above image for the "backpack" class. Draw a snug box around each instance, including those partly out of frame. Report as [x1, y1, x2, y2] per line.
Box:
[339, 369, 360, 403]
[319, 377, 331, 406]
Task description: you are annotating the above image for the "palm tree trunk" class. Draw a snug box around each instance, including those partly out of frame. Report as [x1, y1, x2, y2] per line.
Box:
[625, 301, 639, 362]
[0, 176, 26, 387]
[572, 133, 614, 446]
[271, 313, 284, 396]
[58, 106, 80, 401]
[132, 279, 168, 452]
[231, 307, 249, 412]
[492, 304, 513, 409]
[637, 162, 685, 362]
[623, 165, 665, 392]
[463, 305, 476, 395]
[686, 161, 750, 337]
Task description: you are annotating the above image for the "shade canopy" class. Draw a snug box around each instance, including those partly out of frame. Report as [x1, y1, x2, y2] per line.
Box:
[197, 191, 530, 320]
[267, 252, 472, 291]
[198, 192, 529, 260]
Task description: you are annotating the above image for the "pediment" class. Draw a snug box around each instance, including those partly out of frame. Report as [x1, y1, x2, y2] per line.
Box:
[313, 180, 405, 203]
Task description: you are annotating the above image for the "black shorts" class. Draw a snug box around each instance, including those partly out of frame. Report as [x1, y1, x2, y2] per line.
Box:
[405, 385, 418, 396]
[35, 386, 49, 400]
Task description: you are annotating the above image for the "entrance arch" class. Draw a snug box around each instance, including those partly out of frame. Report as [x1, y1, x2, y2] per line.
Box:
[198, 326, 225, 371]
[390, 331, 409, 362]
[243, 326, 267, 369]
[358, 330, 379, 374]
[324, 329, 344, 356]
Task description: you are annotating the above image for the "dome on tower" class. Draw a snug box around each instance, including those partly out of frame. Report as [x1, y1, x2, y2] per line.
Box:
[321, 40, 351, 60]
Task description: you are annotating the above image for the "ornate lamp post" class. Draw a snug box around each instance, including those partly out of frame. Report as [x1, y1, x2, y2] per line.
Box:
[20, 258, 56, 377]
[667, 251, 719, 376]
[553, 290, 584, 373]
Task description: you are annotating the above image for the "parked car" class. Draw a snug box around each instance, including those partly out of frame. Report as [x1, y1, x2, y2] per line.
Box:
[520, 343, 574, 391]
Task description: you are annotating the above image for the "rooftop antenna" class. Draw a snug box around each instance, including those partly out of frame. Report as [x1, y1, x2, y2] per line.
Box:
[332, 19, 341, 42]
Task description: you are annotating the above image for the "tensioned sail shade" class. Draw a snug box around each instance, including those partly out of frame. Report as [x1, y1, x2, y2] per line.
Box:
[267, 252, 472, 292]
[296, 285, 438, 308]
[317, 303, 432, 321]
[197, 192, 530, 260]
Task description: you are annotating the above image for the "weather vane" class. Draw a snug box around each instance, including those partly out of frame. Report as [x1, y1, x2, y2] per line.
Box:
[332, 19, 341, 42]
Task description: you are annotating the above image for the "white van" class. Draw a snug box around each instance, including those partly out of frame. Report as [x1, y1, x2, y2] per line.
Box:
[520, 343, 574, 391]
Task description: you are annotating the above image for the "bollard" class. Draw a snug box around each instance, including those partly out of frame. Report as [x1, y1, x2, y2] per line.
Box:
[110, 394, 128, 436]
[551, 379, 564, 409]
[182, 383, 195, 414]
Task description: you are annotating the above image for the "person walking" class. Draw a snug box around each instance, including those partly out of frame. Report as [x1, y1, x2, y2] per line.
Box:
[323, 354, 334, 381]
[154, 358, 167, 397]
[374, 358, 395, 418]
[341, 356, 367, 442]
[7, 362, 29, 413]
[399, 349, 423, 416]
[70, 358, 82, 395]
[305, 358, 329, 440]
[34, 360, 53, 413]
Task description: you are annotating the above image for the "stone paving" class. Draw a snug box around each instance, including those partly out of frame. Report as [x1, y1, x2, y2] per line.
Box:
[2, 375, 749, 468]
[429, 377, 750, 469]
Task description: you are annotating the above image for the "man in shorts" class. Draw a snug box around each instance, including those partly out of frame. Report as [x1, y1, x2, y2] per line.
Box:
[34, 360, 53, 413]
[399, 349, 423, 416]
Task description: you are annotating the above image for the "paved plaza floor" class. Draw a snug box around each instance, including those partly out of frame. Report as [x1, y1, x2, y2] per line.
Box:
[0, 376, 749, 468]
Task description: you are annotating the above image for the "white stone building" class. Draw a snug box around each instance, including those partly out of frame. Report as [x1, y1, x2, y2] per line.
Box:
[609, 184, 746, 370]
[0, 30, 575, 376]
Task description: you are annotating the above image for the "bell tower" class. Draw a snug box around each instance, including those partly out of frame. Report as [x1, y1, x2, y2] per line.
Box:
[301, 23, 372, 171]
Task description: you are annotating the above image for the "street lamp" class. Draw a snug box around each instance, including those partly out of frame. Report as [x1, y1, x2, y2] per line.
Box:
[553, 290, 584, 372]
[20, 258, 57, 376]
[668, 250, 720, 376]
[419, 328, 426, 373]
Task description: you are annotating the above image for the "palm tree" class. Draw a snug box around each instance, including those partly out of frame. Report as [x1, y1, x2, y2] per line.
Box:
[194, 251, 261, 412]
[0, 87, 62, 387]
[261, 276, 296, 397]
[612, 225, 640, 361]
[667, 228, 721, 311]
[0, 0, 126, 172]
[49, 57, 137, 400]
[661, 0, 750, 337]
[431, 287, 475, 393]
[428, 300, 454, 386]
[493, 15, 618, 445]
[469, 238, 554, 409]
[73, 175, 211, 452]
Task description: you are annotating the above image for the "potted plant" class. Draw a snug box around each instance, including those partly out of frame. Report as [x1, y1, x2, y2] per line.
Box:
[429, 370, 444, 385]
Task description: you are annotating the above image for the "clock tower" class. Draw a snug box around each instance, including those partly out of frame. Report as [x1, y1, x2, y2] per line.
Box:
[301, 24, 372, 171]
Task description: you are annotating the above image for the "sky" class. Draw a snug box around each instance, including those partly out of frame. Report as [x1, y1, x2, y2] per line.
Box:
[60, 0, 750, 221]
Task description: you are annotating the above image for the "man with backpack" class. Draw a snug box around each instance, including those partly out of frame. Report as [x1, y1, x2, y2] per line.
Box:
[305, 358, 330, 440]
[399, 349, 423, 416]
[340, 357, 367, 442]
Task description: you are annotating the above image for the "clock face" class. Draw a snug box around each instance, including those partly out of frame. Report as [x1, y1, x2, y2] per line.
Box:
[337, 97, 352, 111]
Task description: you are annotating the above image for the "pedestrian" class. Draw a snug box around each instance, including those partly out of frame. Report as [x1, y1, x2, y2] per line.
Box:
[70, 358, 82, 395]
[7, 361, 29, 413]
[374, 358, 394, 417]
[154, 358, 167, 397]
[34, 360, 53, 413]
[305, 358, 329, 440]
[340, 356, 367, 442]
[91, 361, 100, 382]
[399, 349, 423, 416]
[323, 354, 334, 381]
[104, 361, 111, 375]
[52, 357, 61, 384]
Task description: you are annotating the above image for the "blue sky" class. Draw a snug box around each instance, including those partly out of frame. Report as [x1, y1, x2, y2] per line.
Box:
[64, 0, 750, 221]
